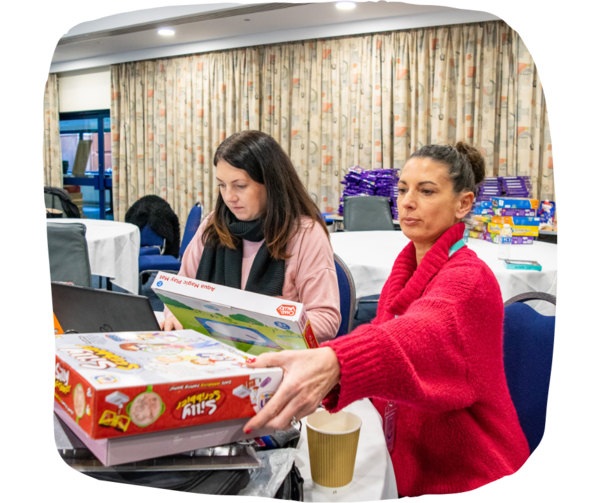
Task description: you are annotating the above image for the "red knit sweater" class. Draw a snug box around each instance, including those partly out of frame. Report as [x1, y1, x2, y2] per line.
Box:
[322, 223, 530, 497]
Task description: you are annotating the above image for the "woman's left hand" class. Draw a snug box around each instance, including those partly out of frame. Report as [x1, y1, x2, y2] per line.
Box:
[242, 347, 341, 433]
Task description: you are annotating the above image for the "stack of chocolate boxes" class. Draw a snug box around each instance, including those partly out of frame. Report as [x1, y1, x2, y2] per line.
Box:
[477, 177, 503, 198]
[467, 197, 540, 245]
[338, 167, 399, 220]
[501, 176, 533, 198]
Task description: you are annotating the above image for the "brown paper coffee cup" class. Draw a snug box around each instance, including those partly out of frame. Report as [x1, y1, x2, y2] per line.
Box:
[306, 409, 362, 493]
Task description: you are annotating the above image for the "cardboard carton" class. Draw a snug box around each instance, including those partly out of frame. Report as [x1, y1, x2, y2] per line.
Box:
[54, 402, 273, 466]
[54, 330, 283, 441]
[152, 272, 318, 355]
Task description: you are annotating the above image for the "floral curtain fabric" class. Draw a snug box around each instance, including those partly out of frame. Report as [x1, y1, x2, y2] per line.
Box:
[43, 74, 63, 188]
[110, 20, 554, 224]
[111, 49, 262, 222]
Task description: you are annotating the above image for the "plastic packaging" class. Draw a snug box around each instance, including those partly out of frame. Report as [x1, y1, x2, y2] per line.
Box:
[497, 224, 512, 260]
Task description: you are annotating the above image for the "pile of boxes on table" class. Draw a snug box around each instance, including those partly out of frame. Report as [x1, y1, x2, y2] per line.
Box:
[467, 197, 540, 245]
[54, 272, 316, 466]
[338, 167, 399, 220]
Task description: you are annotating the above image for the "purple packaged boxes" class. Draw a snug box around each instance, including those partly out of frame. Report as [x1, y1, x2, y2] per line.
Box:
[339, 167, 399, 219]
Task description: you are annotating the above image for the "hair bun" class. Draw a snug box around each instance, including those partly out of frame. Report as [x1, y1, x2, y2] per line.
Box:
[455, 141, 486, 186]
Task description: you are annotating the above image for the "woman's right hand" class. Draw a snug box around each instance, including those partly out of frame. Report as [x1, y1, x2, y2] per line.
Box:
[160, 316, 184, 331]
[242, 347, 341, 433]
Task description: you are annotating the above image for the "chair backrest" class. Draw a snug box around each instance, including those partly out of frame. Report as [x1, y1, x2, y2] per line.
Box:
[334, 254, 356, 338]
[44, 193, 64, 217]
[140, 225, 165, 248]
[47, 222, 92, 288]
[180, 203, 203, 258]
[44, 187, 81, 218]
[343, 196, 394, 231]
[503, 292, 556, 454]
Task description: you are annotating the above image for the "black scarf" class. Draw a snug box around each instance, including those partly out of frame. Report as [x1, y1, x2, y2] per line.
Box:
[195, 211, 286, 296]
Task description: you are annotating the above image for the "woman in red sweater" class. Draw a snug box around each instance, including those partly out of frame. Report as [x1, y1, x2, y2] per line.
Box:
[243, 142, 530, 497]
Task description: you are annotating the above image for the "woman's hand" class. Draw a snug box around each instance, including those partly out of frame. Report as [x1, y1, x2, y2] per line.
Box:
[160, 316, 184, 331]
[242, 347, 341, 433]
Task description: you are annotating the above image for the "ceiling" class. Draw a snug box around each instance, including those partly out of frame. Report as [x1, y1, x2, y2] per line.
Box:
[52, 2, 499, 73]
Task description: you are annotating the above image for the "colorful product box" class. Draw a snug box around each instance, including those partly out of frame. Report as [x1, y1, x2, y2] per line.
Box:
[491, 198, 540, 209]
[472, 207, 538, 217]
[472, 215, 492, 223]
[491, 216, 540, 226]
[469, 230, 493, 242]
[473, 201, 494, 208]
[54, 400, 273, 466]
[469, 230, 533, 244]
[488, 223, 539, 237]
[152, 272, 318, 355]
[469, 223, 488, 233]
[471, 208, 496, 215]
[491, 234, 534, 245]
[54, 330, 283, 441]
[496, 208, 538, 217]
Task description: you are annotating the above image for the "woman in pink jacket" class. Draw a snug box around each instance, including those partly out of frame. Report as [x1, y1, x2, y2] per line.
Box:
[243, 142, 530, 497]
[161, 130, 341, 343]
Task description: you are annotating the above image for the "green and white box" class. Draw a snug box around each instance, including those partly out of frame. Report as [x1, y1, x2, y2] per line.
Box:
[152, 272, 319, 356]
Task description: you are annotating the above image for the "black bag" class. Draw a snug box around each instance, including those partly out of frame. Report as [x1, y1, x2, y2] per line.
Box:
[84, 434, 304, 499]
[275, 463, 304, 501]
[87, 469, 251, 495]
[44, 187, 81, 218]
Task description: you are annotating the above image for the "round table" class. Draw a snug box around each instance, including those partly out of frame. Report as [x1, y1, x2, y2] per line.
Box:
[52, 219, 140, 293]
[296, 399, 398, 501]
[330, 231, 557, 315]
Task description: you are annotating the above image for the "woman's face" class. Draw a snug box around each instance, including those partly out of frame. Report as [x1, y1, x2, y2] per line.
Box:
[216, 160, 267, 221]
[397, 157, 473, 246]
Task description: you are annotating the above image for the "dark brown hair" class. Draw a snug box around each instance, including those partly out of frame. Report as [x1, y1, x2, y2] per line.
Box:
[203, 131, 328, 260]
[409, 141, 486, 194]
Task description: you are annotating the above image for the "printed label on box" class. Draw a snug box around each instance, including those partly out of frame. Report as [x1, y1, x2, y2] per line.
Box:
[152, 272, 318, 355]
[55, 330, 283, 440]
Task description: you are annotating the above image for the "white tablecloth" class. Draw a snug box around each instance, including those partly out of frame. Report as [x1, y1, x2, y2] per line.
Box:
[330, 231, 557, 315]
[52, 219, 140, 293]
[296, 399, 398, 501]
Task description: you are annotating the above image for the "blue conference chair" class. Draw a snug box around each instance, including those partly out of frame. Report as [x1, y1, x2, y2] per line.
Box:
[139, 225, 165, 256]
[503, 292, 556, 454]
[334, 254, 356, 338]
[138, 203, 203, 292]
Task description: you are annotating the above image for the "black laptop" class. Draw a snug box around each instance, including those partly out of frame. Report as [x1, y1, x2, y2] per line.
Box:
[51, 282, 161, 334]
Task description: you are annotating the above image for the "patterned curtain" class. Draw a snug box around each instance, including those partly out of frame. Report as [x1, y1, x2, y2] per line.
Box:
[110, 49, 261, 222]
[111, 20, 554, 224]
[43, 74, 63, 188]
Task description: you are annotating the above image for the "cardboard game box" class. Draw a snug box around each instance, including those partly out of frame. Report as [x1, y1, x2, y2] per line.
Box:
[54, 330, 283, 441]
[491, 197, 540, 210]
[151, 272, 318, 355]
[488, 223, 540, 237]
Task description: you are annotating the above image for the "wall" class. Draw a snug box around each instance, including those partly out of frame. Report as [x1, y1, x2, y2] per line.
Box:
[57, 66, 111, 112]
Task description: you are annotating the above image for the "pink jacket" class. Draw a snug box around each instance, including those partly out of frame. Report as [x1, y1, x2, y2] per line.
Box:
[164, 213, 341, 343]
